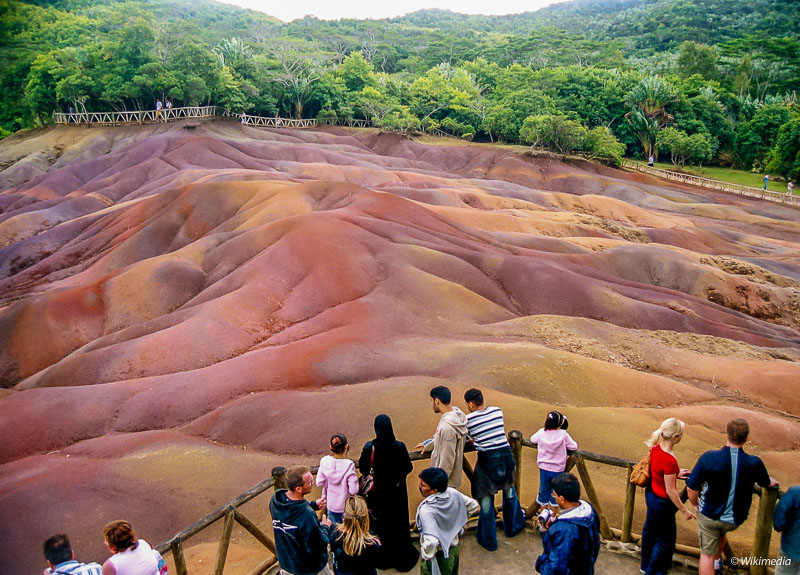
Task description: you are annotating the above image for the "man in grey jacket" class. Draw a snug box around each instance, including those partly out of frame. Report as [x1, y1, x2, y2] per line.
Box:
[416, 467, 479, 575]
[417, 386, 468, 487]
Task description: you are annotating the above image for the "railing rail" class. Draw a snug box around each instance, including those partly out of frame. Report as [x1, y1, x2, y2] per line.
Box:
[621, 159, 799, 207]
[154, 430, 782, 575]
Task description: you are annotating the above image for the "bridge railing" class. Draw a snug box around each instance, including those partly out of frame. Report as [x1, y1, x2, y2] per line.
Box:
[52, 106, 219, 126]
[154, 430, 781, 575]
[621, 160, 798, 206]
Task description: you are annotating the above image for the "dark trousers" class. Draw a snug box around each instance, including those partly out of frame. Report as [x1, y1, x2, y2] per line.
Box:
[641, 488, 678, 575]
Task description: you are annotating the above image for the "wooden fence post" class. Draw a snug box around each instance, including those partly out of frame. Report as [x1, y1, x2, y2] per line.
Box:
[575, 456, 613, 540]
[171, 540, 188, 575]
[509, 430, 523, 499]
[271, 466, 287, 490]
[213, 508, 235, 575]
[750, 487, 779, 575]
[621, 466, 636, 543]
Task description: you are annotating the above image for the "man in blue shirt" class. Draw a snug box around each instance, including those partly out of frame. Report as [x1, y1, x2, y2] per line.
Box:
[42, 534, 102, 575]
[774, 485, 800, 575]
[687, 419, 778, 575]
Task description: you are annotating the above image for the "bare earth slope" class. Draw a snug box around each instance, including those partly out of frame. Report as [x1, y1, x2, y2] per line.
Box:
[1, 120, 799, 573]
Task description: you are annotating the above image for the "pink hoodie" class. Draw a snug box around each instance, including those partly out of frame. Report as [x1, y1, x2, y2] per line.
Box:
[530, 428, 578, 473]
[316, 455, 359, 514]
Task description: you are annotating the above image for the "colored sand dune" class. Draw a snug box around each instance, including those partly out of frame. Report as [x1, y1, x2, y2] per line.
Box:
[1, 122, 799, 573]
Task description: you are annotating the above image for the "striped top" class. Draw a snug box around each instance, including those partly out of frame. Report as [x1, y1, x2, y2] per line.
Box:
[466, 406, 510, 451]
[46, 561, 103, 575]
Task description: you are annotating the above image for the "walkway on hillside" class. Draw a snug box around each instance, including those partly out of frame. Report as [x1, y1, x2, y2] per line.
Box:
[622, 159, 799, 207]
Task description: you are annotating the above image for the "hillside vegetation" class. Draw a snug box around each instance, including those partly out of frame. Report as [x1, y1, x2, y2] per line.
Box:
[1, 0, 799, 177]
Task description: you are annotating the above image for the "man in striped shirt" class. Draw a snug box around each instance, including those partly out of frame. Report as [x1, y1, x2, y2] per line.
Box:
[43, 534, 102, 575]
[464, 388, 527, 551]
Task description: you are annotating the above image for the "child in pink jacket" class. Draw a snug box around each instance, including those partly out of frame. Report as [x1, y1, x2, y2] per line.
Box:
[316, 434, 359, 524]
[530, 411, 578, 513]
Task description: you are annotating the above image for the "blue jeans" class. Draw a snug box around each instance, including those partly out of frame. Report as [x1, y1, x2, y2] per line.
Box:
[641, 488, 678, 575]
[537, 469, 561, 506]
[476, 487, 526, 551]
[327, 511, 343, 525]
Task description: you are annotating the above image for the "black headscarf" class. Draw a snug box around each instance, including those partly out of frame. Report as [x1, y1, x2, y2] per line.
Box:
[373, 414, 396, 446]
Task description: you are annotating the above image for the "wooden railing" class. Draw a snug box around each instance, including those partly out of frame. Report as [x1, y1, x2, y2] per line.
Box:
[52, 106, 221, 126]
[154, 430, 782, 575]
[621, 160, 799, 207]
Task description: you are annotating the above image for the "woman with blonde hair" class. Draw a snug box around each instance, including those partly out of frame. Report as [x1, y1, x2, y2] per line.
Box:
[330, 496, 381, 575]
[640, 418, 695, 575]
[101, 520, 166, 575]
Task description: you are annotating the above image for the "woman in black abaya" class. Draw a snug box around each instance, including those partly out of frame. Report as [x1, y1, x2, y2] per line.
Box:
[358, 414, 419, 572]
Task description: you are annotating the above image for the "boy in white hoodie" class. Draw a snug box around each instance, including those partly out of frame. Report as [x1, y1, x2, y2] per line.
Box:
[416, 386, 468, 488]
[316, 434, 359, 524]
[417, 467, 479, 575]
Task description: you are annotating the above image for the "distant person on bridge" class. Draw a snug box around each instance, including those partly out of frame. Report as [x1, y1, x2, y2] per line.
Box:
[788, 181, 794, 196]
[155, 99, 162, 120]
[764, 174, 770, 190]
[530, 411, 577, 520]
[359, 414, 419, 572]
[640, 418, 695, 575]
[535, 472, 600, 575]
[687, 418, 779, 575]
[416, 467, 479, 575]
[648, 154, 655, 167]
[773, 485, 800, 575]
[317, 433, 358, 525]
[463, 388, 526, 551]
[270, 466, 333, 575]
[101, 520, 167, 575]
[42, 534, 102, 575]
[416, 386, 468, 488]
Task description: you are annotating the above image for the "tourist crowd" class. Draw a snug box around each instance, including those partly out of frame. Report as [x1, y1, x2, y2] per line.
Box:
[42, 387, 798, 575]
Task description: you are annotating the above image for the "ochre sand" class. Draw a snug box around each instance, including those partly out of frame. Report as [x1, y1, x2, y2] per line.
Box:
[1, 121, 798, 573]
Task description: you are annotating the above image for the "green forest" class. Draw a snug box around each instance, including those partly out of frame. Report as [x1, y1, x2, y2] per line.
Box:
[1, 0, 799, 177]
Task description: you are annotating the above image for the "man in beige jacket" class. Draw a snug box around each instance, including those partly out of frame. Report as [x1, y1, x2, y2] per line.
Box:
[416, 386, 468, 487]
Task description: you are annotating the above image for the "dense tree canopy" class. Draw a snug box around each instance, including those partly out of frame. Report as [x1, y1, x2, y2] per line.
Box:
[1, 0, 798, 175]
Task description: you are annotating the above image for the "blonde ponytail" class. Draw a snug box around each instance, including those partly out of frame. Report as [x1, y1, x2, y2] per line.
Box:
[645, 418, 685, 448]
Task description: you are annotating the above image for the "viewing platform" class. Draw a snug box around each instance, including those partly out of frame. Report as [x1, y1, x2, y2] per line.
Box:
[153, 431, 782, 575]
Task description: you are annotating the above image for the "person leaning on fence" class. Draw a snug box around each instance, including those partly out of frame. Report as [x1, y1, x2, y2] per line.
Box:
[416, 386, 468, 488]
[789, 181, 795, 196]
[535, 472, 600, 575]
[330, 495, 381, 575]
[463, 387, 526, 551]
[774, 485, 800, 575]
[155, 99, 162, 120]
[42, 534, 102, 575]
[640, 418, 695, 575]
[358, 414, 419, 572]
[530, 411, 577, 519]
[416, 467, 479, 575]
[317, 433, 359, 525]
[101, 520, 168, 575]
[270, 466, 334, 575]
[687, 418, 779, 575]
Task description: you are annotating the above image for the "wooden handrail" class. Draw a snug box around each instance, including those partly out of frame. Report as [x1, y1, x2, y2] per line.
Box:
[621, 160, 799, 207]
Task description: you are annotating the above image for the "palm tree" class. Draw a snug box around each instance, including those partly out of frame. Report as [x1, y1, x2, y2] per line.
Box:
[624, 76, 678, 159]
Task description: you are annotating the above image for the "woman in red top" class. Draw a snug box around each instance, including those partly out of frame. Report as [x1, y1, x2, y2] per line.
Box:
[640, 418, 695, 575]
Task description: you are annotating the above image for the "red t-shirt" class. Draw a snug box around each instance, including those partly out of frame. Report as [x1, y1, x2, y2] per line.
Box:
[650, 444, 679, 498]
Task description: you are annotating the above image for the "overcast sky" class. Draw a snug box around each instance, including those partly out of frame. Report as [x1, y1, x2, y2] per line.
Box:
[216, 0, 563, 23]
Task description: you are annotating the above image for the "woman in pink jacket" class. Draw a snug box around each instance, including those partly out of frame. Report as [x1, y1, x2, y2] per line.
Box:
[530, 411, 578, 515]
[317, 434, 359, 524]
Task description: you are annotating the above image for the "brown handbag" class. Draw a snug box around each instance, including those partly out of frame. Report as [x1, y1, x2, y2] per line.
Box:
[630, 451, 651, 487]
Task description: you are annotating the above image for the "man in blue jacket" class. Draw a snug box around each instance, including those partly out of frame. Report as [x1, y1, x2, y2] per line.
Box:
[270, 466, 333, 575]
[535, 473, 600, 575]
[687, 419, 778, 575]
[774, 485, 800, 575]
